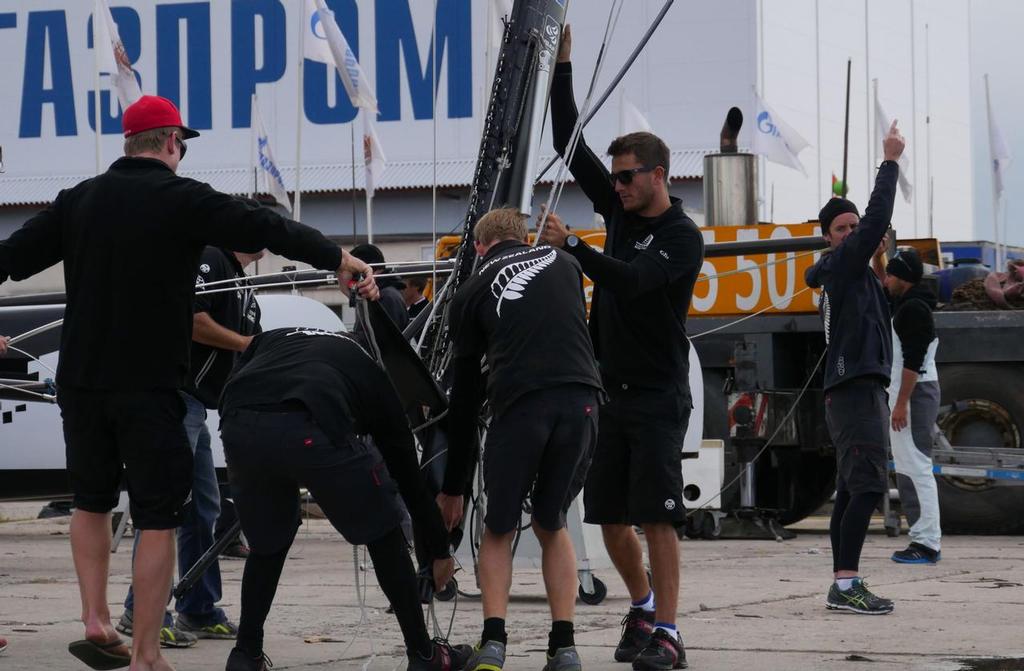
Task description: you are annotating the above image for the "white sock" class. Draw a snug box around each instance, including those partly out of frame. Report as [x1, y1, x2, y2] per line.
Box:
[835, 577, 859, 591]
[632, 590, 655, 613]
[654, 623, 678, 639]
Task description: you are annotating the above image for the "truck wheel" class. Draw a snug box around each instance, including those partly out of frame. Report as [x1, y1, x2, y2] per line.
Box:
[937, 364, 1024, 535]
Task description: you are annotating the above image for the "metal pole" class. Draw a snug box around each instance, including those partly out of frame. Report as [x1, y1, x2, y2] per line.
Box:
[864, 0, 872, 194]
[294, 3, 305, 221]
[984, 74, 1001, 269]
[842, 59, 852, 198]
[909, 0, 920, 237]
[815, 0, 823, 207]
[350, 123, 358, 243]
[248, 94, 257, 199]
[925, 23, 933, 237]
[93, 4, 102, 175]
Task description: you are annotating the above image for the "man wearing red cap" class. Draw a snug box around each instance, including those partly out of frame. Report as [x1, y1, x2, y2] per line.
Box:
[0, 95, 379, 671]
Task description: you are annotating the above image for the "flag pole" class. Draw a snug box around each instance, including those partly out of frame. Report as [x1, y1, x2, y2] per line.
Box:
[871, 78, 878, 171]
[294, 3, 305, 221]
[864, 0, 872, 196]
[350, 123, 358, 244]
[909, 0, 920, 237]
[249, 94, 257, 200]
[93, 4, 102, 175]
[814, 0, 823, 207]
[984, 73, 1001, 270]
[925, 22, 933, 238]
[841, 58, 852, 198]
[364, 116, 374, 244]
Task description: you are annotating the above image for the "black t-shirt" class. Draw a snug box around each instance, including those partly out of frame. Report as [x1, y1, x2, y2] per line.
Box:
[187, 247, 262, 408]
[551, 63, 705, 396]
[220, 327, 449, 560]
[442, 240, 603, 494]
[0, 157, 341, 391]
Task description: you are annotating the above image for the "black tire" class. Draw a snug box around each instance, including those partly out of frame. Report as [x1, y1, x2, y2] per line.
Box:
[937, 364, 1024, 535]
[578, 576, 607, 605]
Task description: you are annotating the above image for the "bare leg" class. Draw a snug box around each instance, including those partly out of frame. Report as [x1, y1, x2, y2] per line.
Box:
[130, 529, 177, 671]
[532, 523, 577, 623]
[70, 510, 129, 656]
[642, 523, 679, 625]
[478, 529, 516, 619]
[601, 524, 651, 602]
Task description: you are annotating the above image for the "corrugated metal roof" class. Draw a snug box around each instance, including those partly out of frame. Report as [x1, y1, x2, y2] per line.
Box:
[0, 149, 713, 207]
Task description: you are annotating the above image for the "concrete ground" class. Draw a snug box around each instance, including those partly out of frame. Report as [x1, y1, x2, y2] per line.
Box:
[1, 505, 1023, 671]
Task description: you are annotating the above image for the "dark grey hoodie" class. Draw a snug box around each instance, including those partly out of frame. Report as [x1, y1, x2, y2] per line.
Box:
[805, 161, 900, 390]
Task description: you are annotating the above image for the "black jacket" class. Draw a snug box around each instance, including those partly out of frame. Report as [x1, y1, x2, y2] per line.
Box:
[0, 157, 340, 391]
[442, 240, 603, 495]
[805, 161, 900, 390]
[220, 327, 450, 560]
[551, 62, 705, 396]
[187, 247, 262, 408]
[891, 283, 937, 374]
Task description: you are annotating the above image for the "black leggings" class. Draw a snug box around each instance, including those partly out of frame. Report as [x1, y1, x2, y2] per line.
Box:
[236, 526, 432, 659]
[830, 489, 883, 573]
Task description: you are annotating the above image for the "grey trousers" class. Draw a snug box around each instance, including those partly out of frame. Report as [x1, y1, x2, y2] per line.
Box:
[890, 380, 942, 551]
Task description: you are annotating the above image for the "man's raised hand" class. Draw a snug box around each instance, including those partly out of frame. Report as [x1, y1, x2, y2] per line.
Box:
[883, 119, 906, 163]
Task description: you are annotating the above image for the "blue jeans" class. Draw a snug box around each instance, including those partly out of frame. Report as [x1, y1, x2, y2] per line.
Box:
[124, 391, 226, 625]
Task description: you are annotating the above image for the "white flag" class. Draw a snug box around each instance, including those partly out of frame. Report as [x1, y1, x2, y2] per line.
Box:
[752, 92, 809, 175]
[253, 100, 292, 214]
[619, 94, 653, 135]
[874, 95, 913, 202]
[987, 98, 1012, 199]
[363, 115, 387, 199]
[94, 0, 142, 108]
[305, 0, 378, 112]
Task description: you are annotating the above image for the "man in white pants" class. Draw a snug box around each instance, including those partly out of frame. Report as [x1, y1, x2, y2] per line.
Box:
[883, 248, 942, 564]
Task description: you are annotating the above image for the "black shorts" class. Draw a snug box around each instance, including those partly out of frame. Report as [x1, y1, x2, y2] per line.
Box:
[583, 385, 690, 526]
[483, 385, 599, 534]
[825, 378, 889, 495]
[220, 408, 404, 554]
[58, 387, 192, 530]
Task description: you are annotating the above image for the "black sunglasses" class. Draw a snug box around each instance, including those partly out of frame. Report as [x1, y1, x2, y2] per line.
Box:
[609, 166, 656, 185]
[175, 135, 188, 160]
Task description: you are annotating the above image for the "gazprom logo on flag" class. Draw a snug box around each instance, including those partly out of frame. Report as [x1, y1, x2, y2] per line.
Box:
[310, 11, 326, 39]
[257, 136, 287, 190]
[757, 111, 779, 137]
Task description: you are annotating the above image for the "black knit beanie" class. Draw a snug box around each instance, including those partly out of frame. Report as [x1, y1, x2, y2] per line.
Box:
[818, 198, 860, 235]
[886, 248, 924, 284]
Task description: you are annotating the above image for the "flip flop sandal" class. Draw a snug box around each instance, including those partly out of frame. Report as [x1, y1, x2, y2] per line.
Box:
[68, 637, 131, 670]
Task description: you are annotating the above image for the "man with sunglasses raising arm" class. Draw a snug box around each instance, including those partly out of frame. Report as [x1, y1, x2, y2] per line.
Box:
[0, 95, 378, 671]
[538, 26, 704, 671]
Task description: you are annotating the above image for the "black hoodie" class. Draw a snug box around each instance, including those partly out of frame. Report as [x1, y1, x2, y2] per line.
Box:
[805, 161, 899, 390]
[891, 283, 938, 374]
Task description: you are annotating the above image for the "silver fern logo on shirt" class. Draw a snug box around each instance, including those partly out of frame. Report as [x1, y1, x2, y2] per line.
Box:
[490, 249, 557, 316]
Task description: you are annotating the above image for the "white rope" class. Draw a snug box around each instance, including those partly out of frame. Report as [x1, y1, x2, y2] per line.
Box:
[6, 345, 57, 376]
[696, 249, 818, 283]
[689, 286, 813, 339]
[8, 319, 63, 346]
[536, 0, 625, 244]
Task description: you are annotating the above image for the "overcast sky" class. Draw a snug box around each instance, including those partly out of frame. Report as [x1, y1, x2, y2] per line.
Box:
[971, 0, 1024, 247]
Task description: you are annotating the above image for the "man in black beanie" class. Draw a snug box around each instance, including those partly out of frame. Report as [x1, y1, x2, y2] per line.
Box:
[351, 243, 409, 331]
[805, 119, 904, 615]
[883, 248, 942, 564]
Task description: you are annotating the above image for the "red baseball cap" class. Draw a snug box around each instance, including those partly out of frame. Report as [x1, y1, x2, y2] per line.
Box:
[122, 95, 200, 139]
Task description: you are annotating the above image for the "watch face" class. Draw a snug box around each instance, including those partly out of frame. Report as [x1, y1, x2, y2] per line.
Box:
[567, 235, 579, 248]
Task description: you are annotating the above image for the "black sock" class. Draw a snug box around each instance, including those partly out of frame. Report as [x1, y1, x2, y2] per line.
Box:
[481, 617, 507, 646]
[366, 527, 433, 660]
[547, 620, 574, 656]
[237, 545, 290, 656]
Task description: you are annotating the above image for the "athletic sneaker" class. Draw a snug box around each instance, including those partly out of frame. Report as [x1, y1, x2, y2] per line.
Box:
[221, 542, 251, 560]
[176, 612, 239, 639]
[891, 543, 941, 564]
[407, 639, 474, 671]
[116, 609, 198, 648]
[614, 607, 655, 662]
[0, 636, 8, 653]
[543, 645, 583, 671]
[225, 646, 272, 671]
[632, 629, 687, 670]
[465, 639, 506, 671]
[825, 579, 894, 615]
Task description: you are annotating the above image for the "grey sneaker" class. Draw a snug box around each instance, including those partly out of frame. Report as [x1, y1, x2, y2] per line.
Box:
[466, 640, 506, 671]
[543, 645, 582, 671]
[176, 612, 239, 639]
[116, 609, 198, 648]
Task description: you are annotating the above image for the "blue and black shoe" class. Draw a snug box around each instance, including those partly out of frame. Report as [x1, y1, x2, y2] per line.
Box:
[891, 542, 940, 564]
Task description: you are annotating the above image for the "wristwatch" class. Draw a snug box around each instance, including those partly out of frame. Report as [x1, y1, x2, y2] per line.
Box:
[564, 234, 580, 250]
